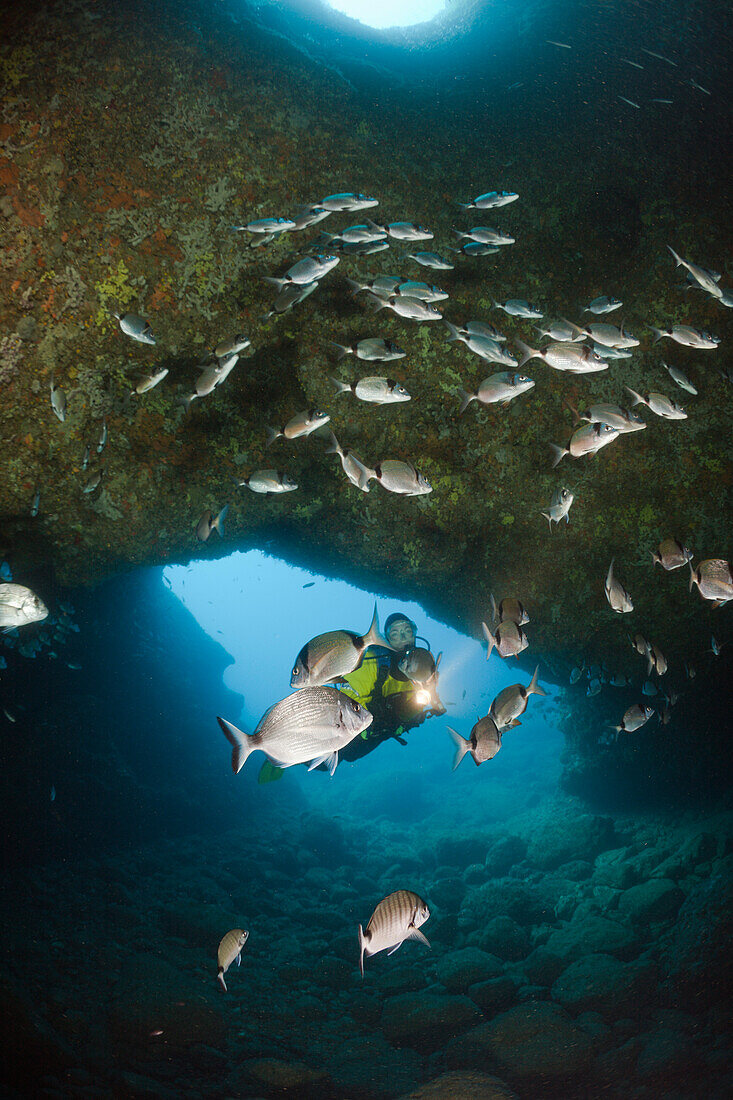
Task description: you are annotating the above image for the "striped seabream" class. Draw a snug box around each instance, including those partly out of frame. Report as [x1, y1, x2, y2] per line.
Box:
[217, 687, 372, 777]
[358, 890, 430, 977]
[217, 929, 249, 992]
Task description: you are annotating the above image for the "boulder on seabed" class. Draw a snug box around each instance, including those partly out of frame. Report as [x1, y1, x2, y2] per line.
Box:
[543, 914, 638, 962]
[526, 806, 616, 870]
[396, 1070, 519, 1099]
[617, 878, 684, 924]
[461, 1001, 594, 1082]
[435, 947, 504, 992]
[552, 953, 659, 1016]
[380, 991, 481, 1049]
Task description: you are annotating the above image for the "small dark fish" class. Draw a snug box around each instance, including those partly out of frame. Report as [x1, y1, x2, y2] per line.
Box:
[302, 582, 315, 589]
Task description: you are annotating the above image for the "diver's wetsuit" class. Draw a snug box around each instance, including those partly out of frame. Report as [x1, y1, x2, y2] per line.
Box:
[336, 647, 429, 762]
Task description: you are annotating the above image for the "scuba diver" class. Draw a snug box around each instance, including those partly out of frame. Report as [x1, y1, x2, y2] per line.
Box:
[334, 611, 445, 763]
[258, 611, 445, 783]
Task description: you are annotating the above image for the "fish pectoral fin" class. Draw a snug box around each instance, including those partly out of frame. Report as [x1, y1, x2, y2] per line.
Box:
[307, 751, 339, 776]
[406, 927, 431, 948]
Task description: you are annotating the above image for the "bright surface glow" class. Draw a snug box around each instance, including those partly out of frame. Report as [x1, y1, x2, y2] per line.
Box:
[328, 0, 446, 30]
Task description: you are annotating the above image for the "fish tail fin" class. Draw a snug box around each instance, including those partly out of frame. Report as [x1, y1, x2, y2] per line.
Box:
[481, 620, 495, 659]
[324, 430, 342, 456]
[329, 341, 351, 360]
[365, 218, 384, 233]
[262, 276, 286, 288]
[344, 276, 363, 295]
[489, 593, 498, 623]
[667, 245, 684, 267]
[363, 602, 389, 650]
[330, 376, 350, 395]
[549, 443, 567, 468]
[447, 726, 470, 770]
[216, 716, 254, 774]
[650, 550, 659, 566]
[450, 229, 465, 240]
[688, 561, 696, 592]
[357, 462, 376, 491]
[217, 968, 227, 992]
[457, 201, 472, 209]
[358, 924, 366, 978]
[458, 389, 475, 415]
[212, 504, 229, 538]
[649, 326, 665, 343]
[444, 320, 461, 342]
[624, 386, 644, 407]
[565, 399, 582, 425]
[265, 427, 281, 447]
[646, 653, 654, 677]
[365, 294, 387, 313]
[528, 664, 547, 697]
[515, 339, 538, 368]
[540, 511, 553, 530]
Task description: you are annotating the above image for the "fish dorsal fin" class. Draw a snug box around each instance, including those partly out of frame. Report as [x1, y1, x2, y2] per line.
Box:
[363, 602, 391, 650]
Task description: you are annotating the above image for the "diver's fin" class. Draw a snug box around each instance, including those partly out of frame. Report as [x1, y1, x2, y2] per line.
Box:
[257, 760, 285, 785]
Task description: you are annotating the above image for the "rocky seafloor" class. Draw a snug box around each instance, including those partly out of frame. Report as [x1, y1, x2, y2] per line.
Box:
[2, 794, 731, 1099]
